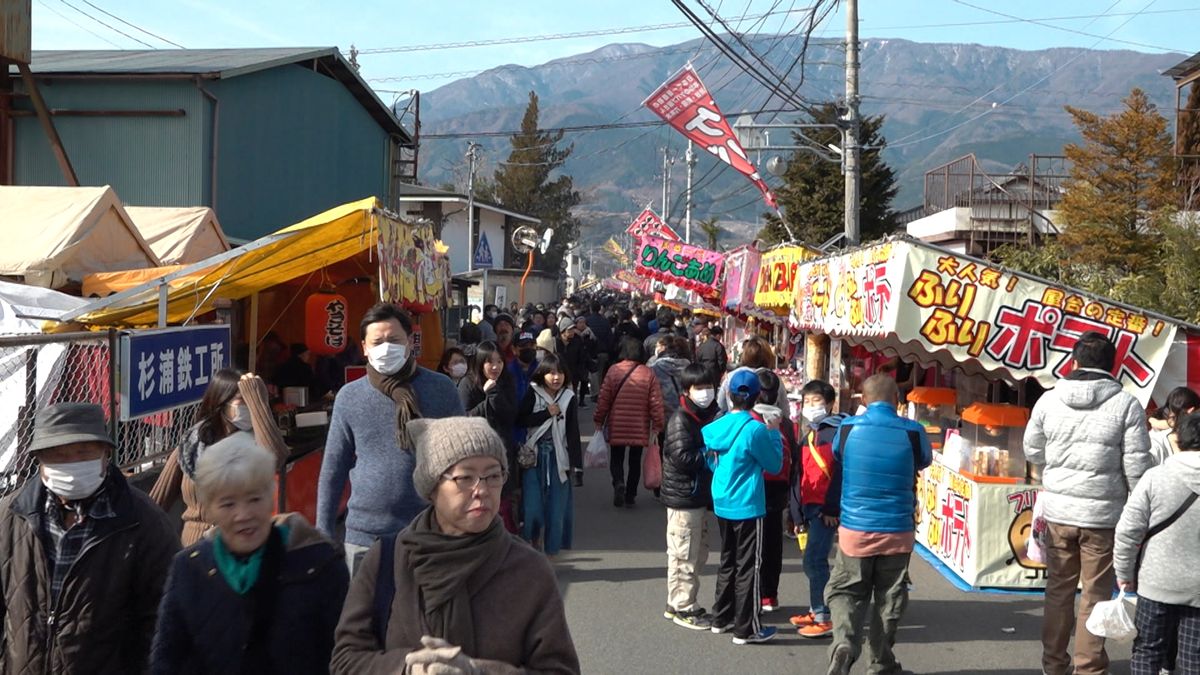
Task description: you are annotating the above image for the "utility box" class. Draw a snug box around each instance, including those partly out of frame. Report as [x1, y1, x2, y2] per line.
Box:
[1, 0, 32, 65]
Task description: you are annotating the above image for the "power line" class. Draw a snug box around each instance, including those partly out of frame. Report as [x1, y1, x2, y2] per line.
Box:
[866, 7, 1198, 33]
[36, 0, 123, 48]
[58, 0, 158, 48]
[949, 0, 1186, 53]
[76, 0, 185, 48]
[358, 6, 817, 55]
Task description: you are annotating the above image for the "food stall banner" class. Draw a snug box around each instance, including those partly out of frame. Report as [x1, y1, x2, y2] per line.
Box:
[120, 325, 231, 420]
[377, 218, 450, 313]
[625, 208, 681, 241]
[634, 234, 724, 296]
[754, 245, 818, 309]
[793, 240, 909, 337]
[721, 245, 761, 312]
[643, 64, 777, 209]
[899, 243, 1177, 398]
[603, 237, 631, 266]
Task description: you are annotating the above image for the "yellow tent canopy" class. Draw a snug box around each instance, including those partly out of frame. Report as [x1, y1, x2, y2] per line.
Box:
[63, 197, 386, 327]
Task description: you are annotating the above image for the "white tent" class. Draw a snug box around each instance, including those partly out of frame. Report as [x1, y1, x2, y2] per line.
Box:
[0, 185, 161, 289]
[124, 206, 230, 265]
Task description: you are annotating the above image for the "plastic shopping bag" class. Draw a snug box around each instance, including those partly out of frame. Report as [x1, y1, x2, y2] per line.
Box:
[1085, 591, 1137, 642]
[1026, 493, 1048, 565]
[584, 431, 609, 469]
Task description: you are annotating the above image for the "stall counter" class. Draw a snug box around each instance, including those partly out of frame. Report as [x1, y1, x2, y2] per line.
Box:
[915, 459, 1047, 590]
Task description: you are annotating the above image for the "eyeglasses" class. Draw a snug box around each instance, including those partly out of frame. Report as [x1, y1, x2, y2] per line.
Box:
[441, 471, 507, 492]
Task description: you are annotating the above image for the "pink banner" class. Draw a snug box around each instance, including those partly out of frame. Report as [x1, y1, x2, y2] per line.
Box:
[634, 234, 725, 296]
[625, 207, 681, 241]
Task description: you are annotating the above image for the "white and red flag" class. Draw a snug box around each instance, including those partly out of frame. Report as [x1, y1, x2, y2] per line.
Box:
[643, 64, 777, 209]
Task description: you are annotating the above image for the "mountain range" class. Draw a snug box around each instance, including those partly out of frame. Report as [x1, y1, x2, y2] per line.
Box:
[411, 35, 1185, 247]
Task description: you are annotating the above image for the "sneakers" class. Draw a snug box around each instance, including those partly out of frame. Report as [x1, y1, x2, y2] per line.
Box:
[732, 626, 778, 645]
[789, 612, 818, 628]
[663, 605, 677, 621]
[760, 596, 779, 612]
[613, 484, 625, 508]
[827, 644, 853, 675]
[672, 608, 713, 631]
[710, 621, 735, 634]
[798, 620, 834, 638]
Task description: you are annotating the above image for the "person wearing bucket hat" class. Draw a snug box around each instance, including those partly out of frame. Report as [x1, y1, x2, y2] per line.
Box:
[0, 402, 178, 673]
[331, 417, 580, 674]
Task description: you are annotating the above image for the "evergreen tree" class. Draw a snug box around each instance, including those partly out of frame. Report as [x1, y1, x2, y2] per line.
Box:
[758, 103, 898, 246]
[698, 216, 721, 250]
[491, 91, 581, 275]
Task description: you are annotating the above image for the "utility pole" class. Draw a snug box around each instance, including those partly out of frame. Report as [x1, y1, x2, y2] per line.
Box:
[661, 148, 674, 217]
[684, 140, 696, 243]
[465, 142, 480, 272]
[844, 0, 861, 245]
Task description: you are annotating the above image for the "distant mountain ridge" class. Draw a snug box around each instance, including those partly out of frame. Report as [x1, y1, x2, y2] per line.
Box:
[413, 36, 1184, 247]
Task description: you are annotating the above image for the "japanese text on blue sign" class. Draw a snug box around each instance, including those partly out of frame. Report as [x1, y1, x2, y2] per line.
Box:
[120, 326, 232, 420]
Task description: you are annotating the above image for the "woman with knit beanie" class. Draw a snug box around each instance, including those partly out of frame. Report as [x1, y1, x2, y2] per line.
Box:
[316, 303, 464, 575]
[331, 417, 580, 675]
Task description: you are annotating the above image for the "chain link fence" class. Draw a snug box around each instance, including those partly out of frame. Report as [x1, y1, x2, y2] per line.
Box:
[0, 330, 199, 497]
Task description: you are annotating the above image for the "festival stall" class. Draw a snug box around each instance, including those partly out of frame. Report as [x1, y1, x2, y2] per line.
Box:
[792, 236, 1200, 590]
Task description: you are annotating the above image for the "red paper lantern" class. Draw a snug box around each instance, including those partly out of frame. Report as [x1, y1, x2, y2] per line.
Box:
[305, 292, 350, 356]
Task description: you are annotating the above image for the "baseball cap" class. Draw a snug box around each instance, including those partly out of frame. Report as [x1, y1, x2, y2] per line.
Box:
[728, 369, 762, 398]
[515, 330, 537, 345]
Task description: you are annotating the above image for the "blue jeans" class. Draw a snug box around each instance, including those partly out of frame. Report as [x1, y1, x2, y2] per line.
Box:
[802, 503, 835, 621]
[522, 440, 574, 555]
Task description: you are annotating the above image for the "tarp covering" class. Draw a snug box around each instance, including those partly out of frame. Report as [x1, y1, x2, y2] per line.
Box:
[0, 185, 161, 288]
[0, 280, 88, 334]
[62, 197, 385, 327]
[125, 206, 230, 265]
[793, 238, 1195, 404]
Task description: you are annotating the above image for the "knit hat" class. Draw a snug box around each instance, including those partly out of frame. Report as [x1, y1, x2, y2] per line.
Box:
[557, 316, 575, 334]
[408, 417, 509, 499]
[537, 329, 557, 354]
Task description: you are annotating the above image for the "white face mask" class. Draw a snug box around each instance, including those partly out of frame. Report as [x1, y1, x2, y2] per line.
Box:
[689, 388, 716, 408]
[228, 403, 254, 432]
[41, 459, 106, 501]
[449, 362, 468, 379]
[803, 405, 829, 424]
[368, 341, 409, 375]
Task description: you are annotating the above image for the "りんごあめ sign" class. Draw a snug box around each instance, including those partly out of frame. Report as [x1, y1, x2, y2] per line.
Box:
[634, 235, 724, 296]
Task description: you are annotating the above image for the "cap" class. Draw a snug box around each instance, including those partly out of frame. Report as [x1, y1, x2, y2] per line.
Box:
[728, 369, 762, 398]
[516, 330, 537, 345]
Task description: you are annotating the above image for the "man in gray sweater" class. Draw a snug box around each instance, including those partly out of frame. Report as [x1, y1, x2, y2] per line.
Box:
[1025, 331, 1153, 675]
[316, 304, 464, 574]
[1115, 412, 1200, 673]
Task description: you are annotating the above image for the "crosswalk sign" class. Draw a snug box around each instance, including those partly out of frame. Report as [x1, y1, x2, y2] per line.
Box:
[473, 232, 494, 269]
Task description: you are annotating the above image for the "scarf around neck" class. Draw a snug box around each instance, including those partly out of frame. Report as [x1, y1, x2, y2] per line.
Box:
[367, 357, 421, 448]
[399, 506, 510, 655]
[527, 384, 574, 484]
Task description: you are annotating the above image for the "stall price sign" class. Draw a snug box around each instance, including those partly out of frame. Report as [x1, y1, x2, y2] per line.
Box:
[119, 325, 231, 420]
[634, 234, 724, 296]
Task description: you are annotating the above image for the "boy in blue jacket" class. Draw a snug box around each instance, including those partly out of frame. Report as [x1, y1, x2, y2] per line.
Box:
[703, 369, 783, 645]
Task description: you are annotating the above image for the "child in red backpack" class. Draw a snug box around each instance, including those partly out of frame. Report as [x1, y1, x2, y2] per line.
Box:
[752, 370, 796, 613]
[789, 379, 844, 638]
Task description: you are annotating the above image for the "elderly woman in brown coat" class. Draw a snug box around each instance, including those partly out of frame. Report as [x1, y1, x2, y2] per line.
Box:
[330, 416, 579, 674]
[593, 336, 666, 508]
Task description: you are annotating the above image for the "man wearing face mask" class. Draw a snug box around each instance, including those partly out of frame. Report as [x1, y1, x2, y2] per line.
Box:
[508, 330, 541, 402]
[317, 303, 465, 575]
[0, 403, 178, 673]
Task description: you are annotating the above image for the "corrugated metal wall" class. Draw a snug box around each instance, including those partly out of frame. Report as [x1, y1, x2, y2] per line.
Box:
[11, 79, 209, 206]
[211, 65, 389, 240]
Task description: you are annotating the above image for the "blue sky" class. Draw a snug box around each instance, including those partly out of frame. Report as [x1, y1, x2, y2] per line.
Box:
[30, 0, 1195, 97]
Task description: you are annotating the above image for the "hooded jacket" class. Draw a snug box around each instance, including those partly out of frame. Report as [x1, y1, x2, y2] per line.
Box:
[649, 356, 690, 419]
[1025, 371, 1153, 529]
[702, 411, 782, 521]
[661, 396, 719, 510]
[0, 468, 178, 675]
[1114, 452, 1200, 607]
[149, 513, 349, 674]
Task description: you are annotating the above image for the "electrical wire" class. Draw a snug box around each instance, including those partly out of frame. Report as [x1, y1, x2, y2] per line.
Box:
[76, 0, 185, 48]
[949, 0, 1186, 53]
[58, 0, 158, 49]
[36, 0, 123, 48]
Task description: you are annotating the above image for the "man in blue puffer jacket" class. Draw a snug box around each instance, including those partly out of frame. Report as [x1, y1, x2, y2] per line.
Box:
[823, 374, 932, 675]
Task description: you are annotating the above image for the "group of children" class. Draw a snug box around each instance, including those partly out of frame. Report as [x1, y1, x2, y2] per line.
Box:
[660, 366, 844, 645]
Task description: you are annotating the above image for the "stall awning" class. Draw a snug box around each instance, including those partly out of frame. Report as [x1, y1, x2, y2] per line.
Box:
[793, 237, 1200, 404]
[124, 206, 230, 265]
[58, 197, 386, 327]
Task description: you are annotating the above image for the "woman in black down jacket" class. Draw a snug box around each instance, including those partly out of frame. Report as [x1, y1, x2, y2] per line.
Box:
[661, 363, 721, 631]
[458, 340, 521, 532]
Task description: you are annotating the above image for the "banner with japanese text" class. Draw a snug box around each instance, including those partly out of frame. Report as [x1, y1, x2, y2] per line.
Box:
[754, 245, 819, 310]
[625, 208, 681, 241]
[634, 235, 724, 296]
[721, 245, 761, 312]
[793, 240, 908, 337]
[377, 218, 450, 313]
[899, 244, 1177, 398]
[643, 65, 777, 209]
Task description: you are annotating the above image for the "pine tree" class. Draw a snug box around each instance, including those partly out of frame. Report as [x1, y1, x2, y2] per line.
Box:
[758, 103, 898, 246]
[491, 91, 581, 275]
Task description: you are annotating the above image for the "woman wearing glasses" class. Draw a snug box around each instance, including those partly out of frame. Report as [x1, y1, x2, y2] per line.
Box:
[331, 417, 580, 675]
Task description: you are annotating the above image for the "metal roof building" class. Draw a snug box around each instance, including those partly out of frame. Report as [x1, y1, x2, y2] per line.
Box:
[2, 48, 416, 240]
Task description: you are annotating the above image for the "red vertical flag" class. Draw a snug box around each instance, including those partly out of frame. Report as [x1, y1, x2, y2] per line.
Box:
[643, 64, 777, 209]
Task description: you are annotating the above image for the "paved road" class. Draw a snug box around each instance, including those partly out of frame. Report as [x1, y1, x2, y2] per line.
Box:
[556, 413, 1131, 675]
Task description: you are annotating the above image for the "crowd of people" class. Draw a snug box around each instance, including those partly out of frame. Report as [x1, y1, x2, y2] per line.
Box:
[1, 292, 1198, 674]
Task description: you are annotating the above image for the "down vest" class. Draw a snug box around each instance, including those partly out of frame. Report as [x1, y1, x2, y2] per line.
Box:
[1025, 371, 1153, 529]
[661, 397, 719, 510]
[0, 469, 179, 675]
[593, 360, 665, 447]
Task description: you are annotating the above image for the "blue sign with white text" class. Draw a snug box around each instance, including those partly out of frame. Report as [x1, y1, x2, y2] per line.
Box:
[120, 325, 232, 420]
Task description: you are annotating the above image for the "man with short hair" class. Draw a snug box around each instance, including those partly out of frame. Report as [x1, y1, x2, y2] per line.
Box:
[643, 308, 676, 358]
[0, 403, 178, 673]
[824, 374, 932, 675]
[1026, 331, 1153, 675]
[696, 324, 728, 382]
